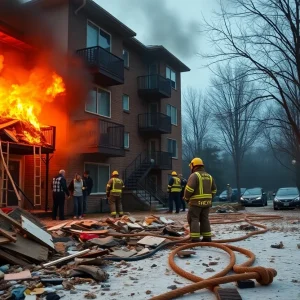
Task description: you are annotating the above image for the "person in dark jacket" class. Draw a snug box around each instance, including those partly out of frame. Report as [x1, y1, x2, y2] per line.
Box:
[82, 171, 93, 216]
[179, 174, 187, 212]
[52, 169, 70, 220]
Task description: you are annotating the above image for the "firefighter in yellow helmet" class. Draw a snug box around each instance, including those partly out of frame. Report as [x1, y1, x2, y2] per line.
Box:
[167, 171, 182, 213]
[106, 171, 125, 218]
[184, 158, 217, 242]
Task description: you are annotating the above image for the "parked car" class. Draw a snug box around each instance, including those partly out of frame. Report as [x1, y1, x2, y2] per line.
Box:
[218, 188, 247, 202]
[273, 187, 300, 210]
[240, 187, 267, 206]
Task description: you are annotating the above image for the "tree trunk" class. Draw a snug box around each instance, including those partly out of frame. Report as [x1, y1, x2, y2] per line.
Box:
[234, 153, 241, 204]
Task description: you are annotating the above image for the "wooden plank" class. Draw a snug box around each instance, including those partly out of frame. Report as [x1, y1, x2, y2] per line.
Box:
[137, 236, 166, 246]
[1, 234, 48, 263]
[42, 249, 90, 268]
[21, 216, 55, 250]
[216, 288, 242, 300]
[0, 228, 16, 242]
[0, 237, 11, 245]
[0, 249, 30, 267]
[47, 222, 69, 231]
[70, 229, 108, 235]
[4, 270, 31, 281]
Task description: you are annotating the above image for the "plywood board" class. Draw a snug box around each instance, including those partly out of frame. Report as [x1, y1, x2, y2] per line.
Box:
[137, 236, 166, 246]
[4, 269, 31, 281]
[1, 234, 48, 263]
[21, 216, 55, 250]
[0, 249, 30, 267]
[8, 208, 45, 228]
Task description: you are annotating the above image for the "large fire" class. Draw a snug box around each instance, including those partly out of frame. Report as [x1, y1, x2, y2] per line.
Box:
[0, 54, 65, 144]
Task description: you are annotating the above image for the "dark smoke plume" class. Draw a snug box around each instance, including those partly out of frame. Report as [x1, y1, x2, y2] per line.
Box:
[108, 0, 199, 59]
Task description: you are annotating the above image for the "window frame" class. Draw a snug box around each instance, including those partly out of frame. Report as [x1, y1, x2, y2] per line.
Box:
[166, 66, 177, 90]
[124, 132, 130, 149]
[87, 20, 112, 52]
[85, 86, 111, 118]
[83, 162, 110, 195]
[167, 138, 178, 159]
[122, 49, 130, 68]
[166, 104, 178, 126]
[122, 94, 130, 112]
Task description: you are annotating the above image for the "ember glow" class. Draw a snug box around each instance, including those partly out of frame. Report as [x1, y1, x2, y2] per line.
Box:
[0, 54, 65, 131]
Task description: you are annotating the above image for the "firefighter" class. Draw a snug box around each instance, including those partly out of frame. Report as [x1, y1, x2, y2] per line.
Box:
[167, 171, 182, 213]
[227, 184, 232, 202]
[184, 158, 217, 242]
[106, 171, 125, 218]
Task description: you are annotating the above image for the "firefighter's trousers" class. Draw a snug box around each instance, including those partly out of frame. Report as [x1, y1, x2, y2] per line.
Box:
[187, 205, 211, 240]
[108, 195, 123, 217]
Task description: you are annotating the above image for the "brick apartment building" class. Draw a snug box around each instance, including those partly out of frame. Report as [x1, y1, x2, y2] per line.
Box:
[0, 0, 189, 214]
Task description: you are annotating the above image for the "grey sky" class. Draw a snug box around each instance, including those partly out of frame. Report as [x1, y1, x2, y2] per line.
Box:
[95, 0, 221, 92]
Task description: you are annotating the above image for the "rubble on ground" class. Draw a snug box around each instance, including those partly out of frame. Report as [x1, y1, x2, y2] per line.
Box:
[210, 203, 244, 213]
[0, 209, 185, 299]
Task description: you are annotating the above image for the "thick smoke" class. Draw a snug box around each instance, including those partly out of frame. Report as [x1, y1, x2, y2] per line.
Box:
[106, 0, 199, 59]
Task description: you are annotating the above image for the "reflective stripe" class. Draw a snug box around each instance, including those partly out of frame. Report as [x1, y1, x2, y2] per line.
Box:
[170, 177, 182, 193]
[192, 200, 212, 206]
[190, 233, 200, 237]
[185, 185, 194, 193]
[201, 232, 212, 237]
[190, 195, 212, 200]
[119, 211, 124, 214]
[111, 212, 117, 215]
[111, 178, 123, 194]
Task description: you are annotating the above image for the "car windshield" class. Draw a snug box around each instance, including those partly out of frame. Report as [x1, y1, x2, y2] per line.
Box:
[243, 188, 261, 195]
[276, 188, 298, 196]
[220, 190, 227, 196]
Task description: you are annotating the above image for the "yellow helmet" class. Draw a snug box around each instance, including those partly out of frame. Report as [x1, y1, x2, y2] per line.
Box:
[171, 171, 177, 176]
[189, 158, 204, 169]
[112, 171, 119, 176]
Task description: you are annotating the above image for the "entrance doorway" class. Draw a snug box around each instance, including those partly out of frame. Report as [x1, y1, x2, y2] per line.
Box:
[2, 160, 20, 207]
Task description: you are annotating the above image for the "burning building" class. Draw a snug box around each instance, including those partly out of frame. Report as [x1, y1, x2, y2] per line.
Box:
[0, 0, 189, 215]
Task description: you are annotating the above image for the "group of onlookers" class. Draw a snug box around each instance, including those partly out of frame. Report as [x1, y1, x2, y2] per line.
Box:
[52, 170, 93, 220]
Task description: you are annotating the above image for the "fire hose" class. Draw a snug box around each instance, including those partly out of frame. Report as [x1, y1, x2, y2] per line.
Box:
[103, 213, 282, 299]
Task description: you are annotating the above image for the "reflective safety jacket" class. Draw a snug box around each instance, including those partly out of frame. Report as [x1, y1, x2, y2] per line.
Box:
[168, 176, 182, 193]
[106, 178, 125, 197]
[184, 170, 217, 207]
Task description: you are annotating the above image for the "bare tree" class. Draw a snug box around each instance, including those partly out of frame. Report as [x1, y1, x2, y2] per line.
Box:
[182, 88, 211, 161]
[204, 0, 300, 148]
[210, 64, 263, 200]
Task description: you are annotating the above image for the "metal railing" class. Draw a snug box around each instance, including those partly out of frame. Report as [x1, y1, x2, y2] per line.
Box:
[138, 113, 171, 134]
[74, 118, 124, 153]
[41, 126, 56, 150]
[77, 46, 124, 81]
[149, 151, 172, 170]
[137, 74, 171, 97]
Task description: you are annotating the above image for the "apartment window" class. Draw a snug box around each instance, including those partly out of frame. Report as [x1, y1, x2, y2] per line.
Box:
[166, 66, 176, 89]
[168, 139, 178, 158]
[122, 94, 129, 111]
[86, 87, 111, 118]
[87, 21, 111, 52]
[124, 132, 130, 149]
[167, 104, 178, 125]
[84, 163, 109, 194]
[123, 49, 129, 68]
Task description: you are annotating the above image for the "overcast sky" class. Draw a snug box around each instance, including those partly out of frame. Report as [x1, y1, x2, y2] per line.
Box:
[95, 0, 221, 93]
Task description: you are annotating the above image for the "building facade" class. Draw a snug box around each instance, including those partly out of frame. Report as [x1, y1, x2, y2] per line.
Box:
[0, 0, 189, 213]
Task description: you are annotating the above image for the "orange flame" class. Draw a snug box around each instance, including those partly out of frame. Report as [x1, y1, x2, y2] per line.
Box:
[0, 54, 65, 130]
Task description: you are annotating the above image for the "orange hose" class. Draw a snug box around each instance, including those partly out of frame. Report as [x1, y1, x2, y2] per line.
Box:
[150, 214, 280, 300]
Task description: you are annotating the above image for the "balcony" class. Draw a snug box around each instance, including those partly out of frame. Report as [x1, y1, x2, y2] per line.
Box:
[138, 113, 171, 135]
[76, 46, 124, 86]
[137, 75, 171, 99]
[73, 118, 125, 157]
[149, 151, 172, 170]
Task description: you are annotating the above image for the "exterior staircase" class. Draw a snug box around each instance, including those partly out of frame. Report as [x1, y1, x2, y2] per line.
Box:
[124, 151, 171, 210]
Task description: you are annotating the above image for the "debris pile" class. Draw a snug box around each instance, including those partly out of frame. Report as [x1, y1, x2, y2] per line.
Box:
[0, 209, 184, 299]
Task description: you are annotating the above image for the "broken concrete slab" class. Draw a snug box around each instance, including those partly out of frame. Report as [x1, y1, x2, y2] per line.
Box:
[135, 248, 150, 256]
[110, 249, 137, 258]
[4, 269, 31, 281]
[74, 265, 109, 281]
[88, 237, 119, 248]
[138, 236, 166, 247]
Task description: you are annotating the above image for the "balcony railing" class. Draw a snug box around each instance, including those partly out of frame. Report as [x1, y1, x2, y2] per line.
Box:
[137, 74, 171, 98]
[148, 151, 172, 170]
[77, 46, 124, 86]
[73, 118, 125, 157]
[41, 125, 56, 152]
[138, 113, 171, 134]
